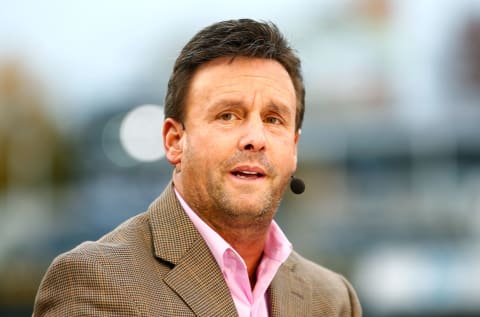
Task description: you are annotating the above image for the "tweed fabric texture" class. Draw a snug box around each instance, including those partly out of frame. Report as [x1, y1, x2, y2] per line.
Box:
[33, 183, 362, 316]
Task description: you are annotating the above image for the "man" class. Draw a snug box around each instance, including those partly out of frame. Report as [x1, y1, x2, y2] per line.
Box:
[33, 19, 362, 316]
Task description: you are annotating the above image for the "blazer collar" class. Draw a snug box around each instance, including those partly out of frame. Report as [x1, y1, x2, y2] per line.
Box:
[269, 253, 312, 316]
[148, 182, 198, 265]
[148, 182, 239, 316]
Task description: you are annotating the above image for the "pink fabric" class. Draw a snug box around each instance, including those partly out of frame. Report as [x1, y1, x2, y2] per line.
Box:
[174, 188, 292, 317]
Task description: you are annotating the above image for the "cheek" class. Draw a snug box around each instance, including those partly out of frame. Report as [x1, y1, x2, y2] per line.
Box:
[277, 138, 298, 171]
[183, 134, 216, 168]
[195, 131, 232, 153]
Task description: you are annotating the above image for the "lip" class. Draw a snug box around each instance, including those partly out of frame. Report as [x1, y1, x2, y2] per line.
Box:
[230, 165, 266, 180]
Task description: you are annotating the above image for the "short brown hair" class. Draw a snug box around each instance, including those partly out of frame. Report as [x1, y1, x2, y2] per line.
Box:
[164, 18, 305, 131]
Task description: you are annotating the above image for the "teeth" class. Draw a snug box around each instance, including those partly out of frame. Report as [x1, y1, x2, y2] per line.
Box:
[233, 171, 261, 179]
[238, 173, 254, 179]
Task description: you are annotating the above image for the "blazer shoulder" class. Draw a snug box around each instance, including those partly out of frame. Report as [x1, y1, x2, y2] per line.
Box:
[287, 250, 343, 281]
[33, 235, 142, 316]
[286, 251, 362, 316]
[67, 211, 152, 260]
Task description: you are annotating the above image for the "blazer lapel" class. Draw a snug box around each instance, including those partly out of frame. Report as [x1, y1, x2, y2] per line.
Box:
[164, 238, 239, 316]
[148, 183, 238, 317]
[269, 257, 312, 317]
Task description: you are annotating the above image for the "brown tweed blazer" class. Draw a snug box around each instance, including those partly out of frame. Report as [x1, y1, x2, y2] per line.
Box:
[33, 183, 362, 316]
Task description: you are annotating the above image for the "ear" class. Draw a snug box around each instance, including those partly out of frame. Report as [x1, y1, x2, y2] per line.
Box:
[291, 129, 301, 174]
[294, 129, 301, 145]
[163, 118, 184, 165]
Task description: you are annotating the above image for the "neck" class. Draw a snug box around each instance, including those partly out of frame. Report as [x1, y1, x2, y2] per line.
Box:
[215, 222, 270, 288]
[173, 174, 275, 287]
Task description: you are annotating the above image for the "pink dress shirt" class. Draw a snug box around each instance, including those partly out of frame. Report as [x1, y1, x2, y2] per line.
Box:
[174, 188, 292, 317]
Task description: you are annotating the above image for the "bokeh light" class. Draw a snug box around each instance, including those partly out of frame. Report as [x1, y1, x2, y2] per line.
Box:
[119, 104, 164, 162]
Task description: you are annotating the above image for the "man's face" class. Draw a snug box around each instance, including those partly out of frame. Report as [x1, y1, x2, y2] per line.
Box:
[164, 56, 299, 226]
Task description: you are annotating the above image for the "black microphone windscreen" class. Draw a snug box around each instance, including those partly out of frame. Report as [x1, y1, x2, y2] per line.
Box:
[290, 177, 305, 194]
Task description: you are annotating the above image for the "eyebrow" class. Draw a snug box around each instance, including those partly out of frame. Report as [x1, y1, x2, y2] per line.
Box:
[207, 97, 293, 115]
[205, 98, 244, 115]
[264, 102, 293, 118]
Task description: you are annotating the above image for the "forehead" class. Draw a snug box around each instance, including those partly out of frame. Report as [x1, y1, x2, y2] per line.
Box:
[186, 56, 296, 108]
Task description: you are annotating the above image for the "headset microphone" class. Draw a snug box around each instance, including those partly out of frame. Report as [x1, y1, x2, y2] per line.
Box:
[290, 176, 305, 194]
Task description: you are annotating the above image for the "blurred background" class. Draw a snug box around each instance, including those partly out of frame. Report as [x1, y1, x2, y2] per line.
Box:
[2, 0, 480, 316]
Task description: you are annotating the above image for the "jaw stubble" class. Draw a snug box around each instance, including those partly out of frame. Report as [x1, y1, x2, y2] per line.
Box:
[182, 148, 289, 232]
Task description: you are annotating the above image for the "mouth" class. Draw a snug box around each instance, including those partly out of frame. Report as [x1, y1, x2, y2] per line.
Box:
[230, 166, 266, 180]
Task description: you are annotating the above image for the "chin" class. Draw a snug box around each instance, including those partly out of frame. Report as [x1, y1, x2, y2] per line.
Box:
[228, 195, 277, 218]
[210, 180, 281, 215]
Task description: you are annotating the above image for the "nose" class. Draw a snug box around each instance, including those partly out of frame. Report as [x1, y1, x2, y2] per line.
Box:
[238, 117, 266, 152]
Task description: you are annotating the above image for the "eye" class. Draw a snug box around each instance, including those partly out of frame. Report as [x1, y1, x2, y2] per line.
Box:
[264, 116, 282, 125]
[219, 112, 237, 121]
